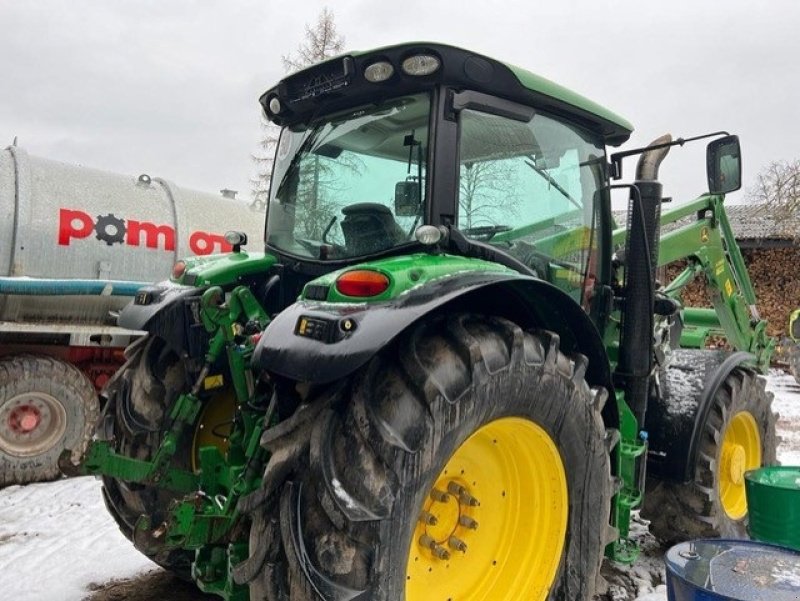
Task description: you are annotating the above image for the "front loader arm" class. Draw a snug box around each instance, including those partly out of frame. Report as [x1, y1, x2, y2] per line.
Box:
[615, 194, 773, 371]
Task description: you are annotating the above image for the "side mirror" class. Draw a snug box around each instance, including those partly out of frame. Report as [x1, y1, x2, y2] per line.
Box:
[394, 179, 420, 217]
[706, 135, 742, 195]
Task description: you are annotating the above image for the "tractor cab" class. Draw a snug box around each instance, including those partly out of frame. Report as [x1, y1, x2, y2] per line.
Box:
[261, 43, 633, 305]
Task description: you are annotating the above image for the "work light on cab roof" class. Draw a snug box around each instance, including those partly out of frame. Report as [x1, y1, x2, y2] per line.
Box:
[401, 53, 441, 76]
[364, 61, 394, 83]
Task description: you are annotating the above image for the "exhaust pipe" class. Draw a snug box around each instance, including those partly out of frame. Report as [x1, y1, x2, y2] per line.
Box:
[635, 134, 672, 181]
[619, 135, 671, 426]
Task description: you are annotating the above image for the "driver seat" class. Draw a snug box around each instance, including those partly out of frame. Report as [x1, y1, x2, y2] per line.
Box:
[340, 203, 405, 255]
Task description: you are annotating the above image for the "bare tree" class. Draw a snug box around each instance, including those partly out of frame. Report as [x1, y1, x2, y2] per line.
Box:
[459, 161, 521, 230]
[748, 159, 800, 218]
[249, 8, 345, 210]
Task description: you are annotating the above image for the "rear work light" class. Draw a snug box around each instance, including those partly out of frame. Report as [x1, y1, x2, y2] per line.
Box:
[335, 270, 390, 297]
[401, 54, 441, 76]
[364, 61, 394, 82]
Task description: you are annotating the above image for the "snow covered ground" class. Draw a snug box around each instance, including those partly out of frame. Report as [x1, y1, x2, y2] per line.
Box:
[1, 370, 799, 601]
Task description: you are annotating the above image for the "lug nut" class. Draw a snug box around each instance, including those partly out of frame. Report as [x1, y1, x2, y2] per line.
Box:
[459, 491, 480, 507]
[459, 515, 479, 530]
[419, 534, 451, 560]
[447, 482, 467, 496]
[448, 536, 468, 553]
[430, 488, 449, 503]
[419, 511, 438, 526]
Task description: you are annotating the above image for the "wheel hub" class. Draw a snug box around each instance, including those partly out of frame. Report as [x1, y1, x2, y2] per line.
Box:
[417, 483, 479, 560]
[9, 405, 42, 433]
[719, 411, 761, 520]
[191, 389, 238, 472]
[722, 442, 746, 485]
[0, 392, 68, 457]
[406, 418, 568, 601]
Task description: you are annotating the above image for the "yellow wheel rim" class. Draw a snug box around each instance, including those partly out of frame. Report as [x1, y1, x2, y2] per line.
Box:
[719, 411, 761, 520]
[191, 390, 237, 472]
[405, 417, 568, 601]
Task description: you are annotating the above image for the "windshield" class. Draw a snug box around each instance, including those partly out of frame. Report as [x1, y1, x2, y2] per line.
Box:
[266, 94, 430, 260]
[457, 108, 606, 302]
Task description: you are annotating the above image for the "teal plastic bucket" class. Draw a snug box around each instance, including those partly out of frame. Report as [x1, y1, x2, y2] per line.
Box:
[745, 466, 800, 551]
[665, 539, 800, 600]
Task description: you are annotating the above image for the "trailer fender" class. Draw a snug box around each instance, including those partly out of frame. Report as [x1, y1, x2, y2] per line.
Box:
[116, 284, 207, 357]
[646, 350, 755, 482]
[253, 272, 613, 394]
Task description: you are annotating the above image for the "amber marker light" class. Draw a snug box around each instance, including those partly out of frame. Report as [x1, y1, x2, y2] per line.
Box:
[335, 270, 390, 297]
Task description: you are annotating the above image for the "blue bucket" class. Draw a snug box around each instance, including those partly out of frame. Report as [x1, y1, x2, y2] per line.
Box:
[665, 539, 800, 600]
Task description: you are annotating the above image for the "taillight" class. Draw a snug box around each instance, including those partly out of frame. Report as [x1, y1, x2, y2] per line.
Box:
[171, 261, 186, 279]
[335, 270, 390, 297]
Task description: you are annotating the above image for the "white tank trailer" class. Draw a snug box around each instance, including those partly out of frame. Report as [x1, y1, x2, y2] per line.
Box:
[0, 145, 264, 486]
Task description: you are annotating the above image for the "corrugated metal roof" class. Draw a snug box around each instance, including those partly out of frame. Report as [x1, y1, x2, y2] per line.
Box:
[613, 204, 800, 241]
[725, 204, 800, 240]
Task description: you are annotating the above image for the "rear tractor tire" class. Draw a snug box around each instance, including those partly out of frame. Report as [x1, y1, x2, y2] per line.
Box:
[643, 350, 777, 543]
[0, 355, 98, 487]
[99, 336, 234, 575]
[238, 314, 616, 601]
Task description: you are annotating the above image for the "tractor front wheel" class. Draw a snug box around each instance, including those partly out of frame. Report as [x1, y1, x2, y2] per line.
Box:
[643, 351, 777, 543]
[239, 314, 615, 600]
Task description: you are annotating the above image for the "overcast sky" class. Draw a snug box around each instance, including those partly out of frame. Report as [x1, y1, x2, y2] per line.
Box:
[1, 1, 798, 207]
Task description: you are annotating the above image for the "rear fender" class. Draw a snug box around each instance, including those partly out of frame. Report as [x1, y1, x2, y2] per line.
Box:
[117, 284, 208, 357]
[253, 271, 613, 395]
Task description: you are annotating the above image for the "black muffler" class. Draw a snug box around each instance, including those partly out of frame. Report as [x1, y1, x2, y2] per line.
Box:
[618, 135, 671, 426]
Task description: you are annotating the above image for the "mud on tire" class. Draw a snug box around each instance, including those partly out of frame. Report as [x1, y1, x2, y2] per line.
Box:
[643, 350, 778, 543]
[237, 314, 616, 600]
[99, 337, 194, 575]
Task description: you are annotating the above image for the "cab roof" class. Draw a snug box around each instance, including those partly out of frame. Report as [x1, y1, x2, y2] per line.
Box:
[262, 42, 633, 146]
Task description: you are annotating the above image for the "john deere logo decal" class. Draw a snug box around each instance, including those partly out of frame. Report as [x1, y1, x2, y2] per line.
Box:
[700, 227, 709, 243]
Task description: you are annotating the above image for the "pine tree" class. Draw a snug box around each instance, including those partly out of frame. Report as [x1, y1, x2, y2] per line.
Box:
[249, 8, 345, 210]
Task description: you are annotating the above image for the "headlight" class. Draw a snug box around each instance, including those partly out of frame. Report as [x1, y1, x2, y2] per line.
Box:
[364, 61, 394, 83]
[401, 54, 441, 76]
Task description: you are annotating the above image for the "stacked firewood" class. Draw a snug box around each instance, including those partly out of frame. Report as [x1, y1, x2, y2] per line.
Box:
[665, 247, 800, 339]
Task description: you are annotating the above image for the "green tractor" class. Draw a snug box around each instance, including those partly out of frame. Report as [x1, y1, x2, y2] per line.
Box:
[65, 43, 777, 600]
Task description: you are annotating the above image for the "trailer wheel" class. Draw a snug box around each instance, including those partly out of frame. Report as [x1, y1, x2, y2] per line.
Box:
[99, 337, 195, 576]
[643, 351, 777, 542]
[0, 355, 98, 487]
[238, 314, 615, 600]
